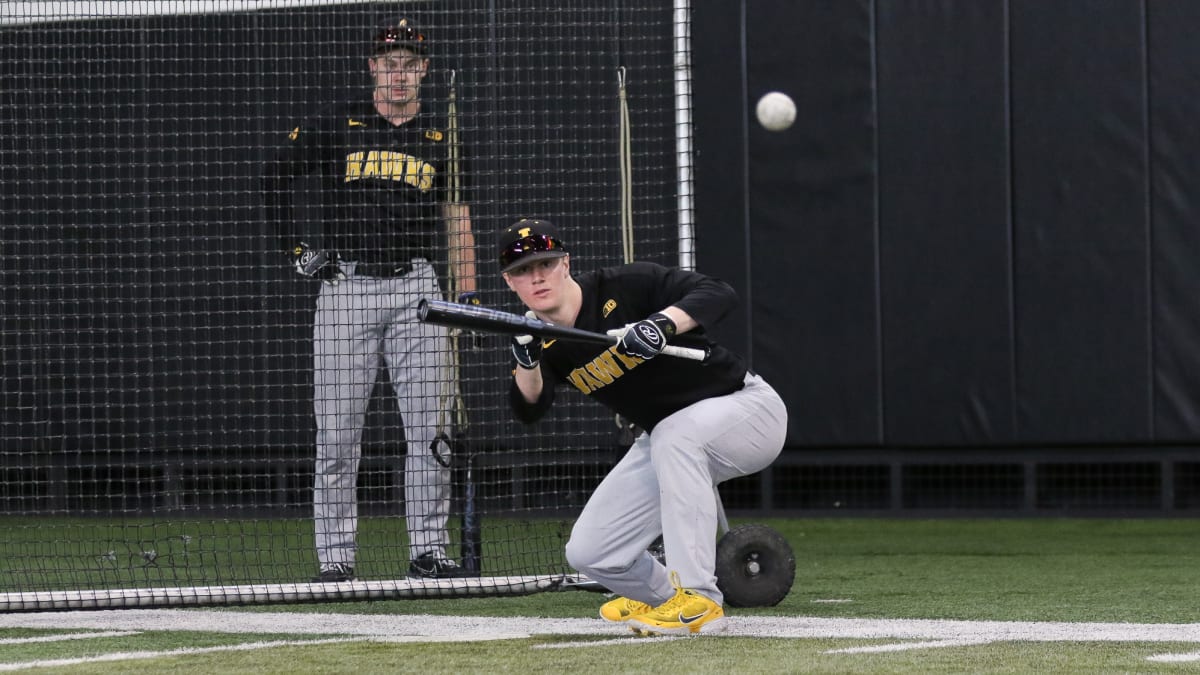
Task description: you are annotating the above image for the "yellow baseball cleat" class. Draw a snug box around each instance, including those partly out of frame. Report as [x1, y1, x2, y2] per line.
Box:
[599, 596, 653, 623]
[628, 575, 726, 636]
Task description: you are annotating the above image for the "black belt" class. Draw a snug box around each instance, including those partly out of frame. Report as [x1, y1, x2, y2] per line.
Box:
[354, 261, 416, 278]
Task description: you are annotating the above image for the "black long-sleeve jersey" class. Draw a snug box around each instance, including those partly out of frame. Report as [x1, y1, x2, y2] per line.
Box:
[510, 261, 750, 431]
[261, 99, 462, 265]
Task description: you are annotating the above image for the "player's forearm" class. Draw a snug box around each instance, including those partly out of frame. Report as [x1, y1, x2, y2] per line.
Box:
[450, 232, 477, 293]
[659, 306, 698, 334]
[513, 365, 543, 403]
[509, 370, 553, 424]
[445, 205, 476, 292]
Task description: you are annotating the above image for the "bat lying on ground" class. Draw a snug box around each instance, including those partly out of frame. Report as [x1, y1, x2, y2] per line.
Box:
[418, 299, 710, 362]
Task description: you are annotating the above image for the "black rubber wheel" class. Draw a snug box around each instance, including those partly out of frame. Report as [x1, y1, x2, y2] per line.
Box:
[715, 524, 796, 607]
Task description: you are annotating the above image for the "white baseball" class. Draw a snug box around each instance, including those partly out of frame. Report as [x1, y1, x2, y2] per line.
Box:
[756, 91, 796, 132]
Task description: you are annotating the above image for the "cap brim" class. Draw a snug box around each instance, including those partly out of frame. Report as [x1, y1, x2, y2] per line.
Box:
[374, 43, 426, 55]
[500, 251, 567, 274]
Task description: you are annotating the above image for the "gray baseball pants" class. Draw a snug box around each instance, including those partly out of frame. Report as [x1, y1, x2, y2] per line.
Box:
[313, 260, 452, 568]
[564, 373, 787, 606]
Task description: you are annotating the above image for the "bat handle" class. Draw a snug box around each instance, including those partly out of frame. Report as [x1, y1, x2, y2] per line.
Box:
[661, 344, 710, 362]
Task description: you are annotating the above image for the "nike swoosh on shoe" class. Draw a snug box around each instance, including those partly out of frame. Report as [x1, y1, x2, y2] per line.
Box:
[678, 611, 709, 624]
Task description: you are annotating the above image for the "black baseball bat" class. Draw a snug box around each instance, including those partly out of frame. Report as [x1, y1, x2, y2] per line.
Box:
[418, 299, 709, 361]
[459, 445, 481, 575]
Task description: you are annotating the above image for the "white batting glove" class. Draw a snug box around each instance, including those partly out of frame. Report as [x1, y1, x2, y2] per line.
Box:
[511, 311, 541, 369]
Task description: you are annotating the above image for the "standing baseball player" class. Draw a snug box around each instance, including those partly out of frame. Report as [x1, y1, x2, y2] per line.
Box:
[262, 17, 477, 582]
[498, 219, 788, 635]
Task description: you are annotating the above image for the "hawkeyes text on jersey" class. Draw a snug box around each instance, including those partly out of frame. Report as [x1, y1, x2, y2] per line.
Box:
[564, 345, 646, 394]
[343, 150, 435, 190]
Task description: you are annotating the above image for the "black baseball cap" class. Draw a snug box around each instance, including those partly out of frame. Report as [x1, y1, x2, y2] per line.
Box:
[498, 219, 569, 273]
[371, 17, 428, 56]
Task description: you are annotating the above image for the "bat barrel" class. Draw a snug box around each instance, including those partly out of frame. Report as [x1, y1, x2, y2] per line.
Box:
[419, 299, 531, 335]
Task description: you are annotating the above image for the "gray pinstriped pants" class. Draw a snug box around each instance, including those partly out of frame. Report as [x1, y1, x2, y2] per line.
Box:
[564, 373, 787, 606]
[313, 260, 452, 568]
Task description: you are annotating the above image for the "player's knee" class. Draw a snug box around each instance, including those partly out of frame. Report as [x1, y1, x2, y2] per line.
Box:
[566, 535, 612, 574]
[564, 535, 594, 573]
[566, 536, 638, 577]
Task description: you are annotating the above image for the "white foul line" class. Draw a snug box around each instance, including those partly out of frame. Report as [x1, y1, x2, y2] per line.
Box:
[0, 611, 1199, 644]
[1, 610, 1200, 667]
[0, 632, 140, 646]
[1, 611, 1199, 643]
[0, 638, 359, 672]
[826, 639, 994, 654]
[1147, 651, 1200, 663]
[535, 636, 680, 649]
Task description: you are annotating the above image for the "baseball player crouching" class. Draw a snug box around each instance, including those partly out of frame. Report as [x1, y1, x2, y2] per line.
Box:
[498, 219, 788, 635]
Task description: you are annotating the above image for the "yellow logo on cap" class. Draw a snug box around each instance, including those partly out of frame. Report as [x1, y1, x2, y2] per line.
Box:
[425, 130, 443, 141]
[602, 299, 617, 317]
[518, 227, 532, 238]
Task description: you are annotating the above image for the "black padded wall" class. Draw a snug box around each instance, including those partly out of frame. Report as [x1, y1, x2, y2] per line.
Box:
[745, 0, 882, 446]
[876, 0, 1014, 445]
[1148, 0, 1200, 441]
[693, 0, 885, 447]
[694, 0, 1200, 449]
[1009, 0, 1150, 444]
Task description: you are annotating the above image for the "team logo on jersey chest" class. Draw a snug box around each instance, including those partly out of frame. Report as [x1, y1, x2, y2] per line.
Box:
[343, 150, 435, 191]
[565, 345, 644, 395]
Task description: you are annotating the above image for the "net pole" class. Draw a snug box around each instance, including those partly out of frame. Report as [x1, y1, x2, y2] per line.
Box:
[673, 0, 695, 270]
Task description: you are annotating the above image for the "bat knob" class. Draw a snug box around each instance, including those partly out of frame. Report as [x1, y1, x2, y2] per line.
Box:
[417, 298, 430, 320]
